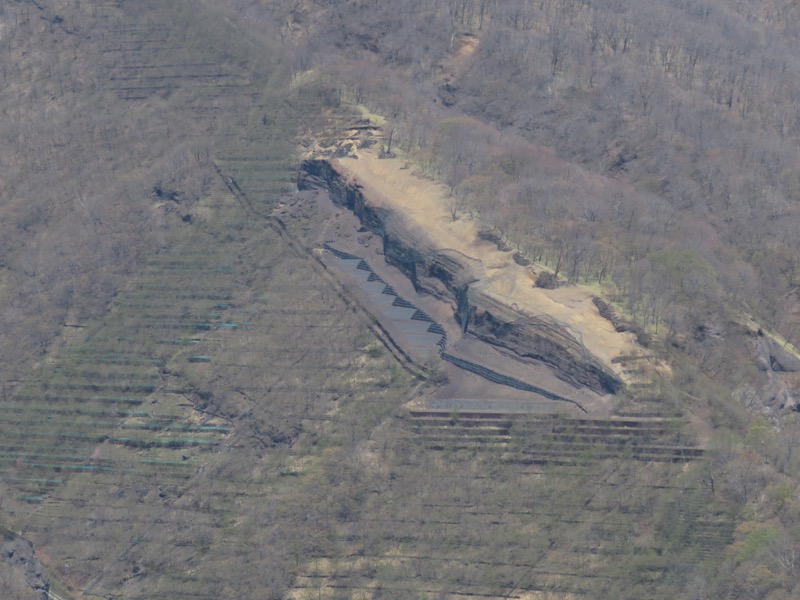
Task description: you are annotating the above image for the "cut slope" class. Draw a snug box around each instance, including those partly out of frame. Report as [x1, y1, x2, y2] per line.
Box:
[333, 147, 645, 383]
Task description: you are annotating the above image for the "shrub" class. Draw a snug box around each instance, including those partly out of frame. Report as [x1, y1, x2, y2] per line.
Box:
[535, 271, 559, 289]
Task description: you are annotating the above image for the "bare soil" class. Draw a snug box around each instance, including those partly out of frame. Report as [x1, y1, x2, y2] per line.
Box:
[335, 148, 645, 381]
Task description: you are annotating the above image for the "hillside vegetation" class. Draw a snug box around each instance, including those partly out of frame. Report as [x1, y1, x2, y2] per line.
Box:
[1, 0, 800, 599]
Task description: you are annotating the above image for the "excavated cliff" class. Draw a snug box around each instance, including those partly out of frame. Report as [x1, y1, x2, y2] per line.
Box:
[298, 159, 622, 394]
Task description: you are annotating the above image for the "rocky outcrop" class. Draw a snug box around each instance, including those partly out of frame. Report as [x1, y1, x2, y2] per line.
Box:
[297, 159, 389, 236]
[298, 159, 622, 394]
[756, 335, 800, 373]
[1, 529, 50, 599]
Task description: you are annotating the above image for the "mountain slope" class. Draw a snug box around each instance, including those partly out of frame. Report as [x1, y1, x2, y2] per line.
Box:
[2, 1, 800, 599]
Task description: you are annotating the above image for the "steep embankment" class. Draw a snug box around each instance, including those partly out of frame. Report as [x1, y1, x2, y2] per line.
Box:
[299, 152, 637, 394]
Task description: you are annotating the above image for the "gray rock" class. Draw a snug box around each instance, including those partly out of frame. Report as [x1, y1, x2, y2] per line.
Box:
[756, 337, 800, 372]
[2, 531, 50, 597]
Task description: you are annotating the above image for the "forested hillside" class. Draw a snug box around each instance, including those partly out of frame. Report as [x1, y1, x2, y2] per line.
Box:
[251, 0, 800, 347]
[1, 0, 800, 599]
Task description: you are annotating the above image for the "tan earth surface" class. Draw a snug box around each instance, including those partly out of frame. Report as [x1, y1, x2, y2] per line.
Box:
[335, 148, 645, 383]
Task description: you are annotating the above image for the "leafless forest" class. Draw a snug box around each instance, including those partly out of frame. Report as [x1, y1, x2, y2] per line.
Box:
[1, 1, 800, 599]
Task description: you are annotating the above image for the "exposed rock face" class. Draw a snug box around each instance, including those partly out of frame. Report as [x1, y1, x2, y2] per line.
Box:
[463, 292, 622, 394]
[757, 335, 800, 373]
[297, 159, 389, 235]
[1, 529, 50, 599]
[298, 159, 622, 394]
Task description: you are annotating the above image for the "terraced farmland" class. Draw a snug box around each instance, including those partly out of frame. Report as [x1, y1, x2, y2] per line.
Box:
[406, 410, 703, 464]
[0, 179, 235, 577]
[0, 4, 397, 596]
[1, 242, 237, 503]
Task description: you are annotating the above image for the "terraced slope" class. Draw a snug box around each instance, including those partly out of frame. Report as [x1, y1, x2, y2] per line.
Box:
[0, 2, 414, 597]
[0, 213, 241, 506]
[0, 0, 294, 513]
[1, 167, 422, 597]
[287, 407, 724, 600]
[406, 411, 702, 464]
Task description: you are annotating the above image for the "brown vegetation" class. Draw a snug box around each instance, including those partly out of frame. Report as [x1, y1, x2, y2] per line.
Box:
[3, 1, 800, 599]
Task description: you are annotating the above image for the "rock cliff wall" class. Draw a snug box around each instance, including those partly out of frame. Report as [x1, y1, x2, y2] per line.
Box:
[298, 159, 622, 394]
